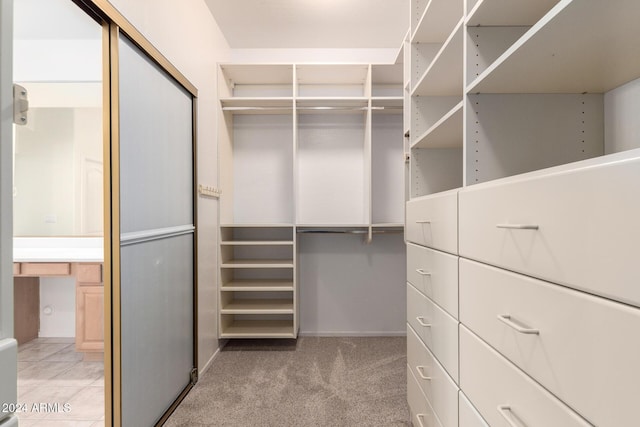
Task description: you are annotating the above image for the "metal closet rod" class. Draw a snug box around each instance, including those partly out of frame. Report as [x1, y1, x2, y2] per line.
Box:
[296, 229, 403, 234]
[222, 106, 402, 111]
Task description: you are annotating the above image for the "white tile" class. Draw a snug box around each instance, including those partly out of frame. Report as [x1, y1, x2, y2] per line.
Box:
[48, 362, 103, 387]
[18, 361, 78, 387]
[46, 386, 104, 421]
[43, 345, 84, 363]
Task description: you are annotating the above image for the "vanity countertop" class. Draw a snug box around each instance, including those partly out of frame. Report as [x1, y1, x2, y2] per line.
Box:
[13, 237, 103, 263]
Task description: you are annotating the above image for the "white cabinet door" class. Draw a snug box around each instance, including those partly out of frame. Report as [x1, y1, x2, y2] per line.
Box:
[460, 258, 640, 427]
[407, 243, 459, 318]
[407, 324, 459, 427]
[406, 190, 458, 255]
[407, 283, 459, 383]
[459, 153, 640, 308]
[408, 365, 443, 427]
[460, 326, 591, 427]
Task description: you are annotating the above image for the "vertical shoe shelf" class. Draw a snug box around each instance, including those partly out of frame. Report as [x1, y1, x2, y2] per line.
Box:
[219, 225, 296, 338]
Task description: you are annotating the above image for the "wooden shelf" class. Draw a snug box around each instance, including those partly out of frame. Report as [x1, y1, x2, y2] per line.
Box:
[412, 18, 464, 97]
[221, 259, 294, 268]
[219, 319, 295, 338]
[219, 64, 293, 85]
[372, 97, 403, 108]
[220, 241, 293, 246]
[221, 224, 294, 228]
[412, 101, 463, 149]
[412, 0, 463, 43]
[296, 97, 368, 109]
[466, 0, 559, 26]
[221, 299, 294, 314]
[220, 97, 293, 114]
[221, 280, 294, 292]
[296, 64, 369, 85]
[467, 0, 640, 94]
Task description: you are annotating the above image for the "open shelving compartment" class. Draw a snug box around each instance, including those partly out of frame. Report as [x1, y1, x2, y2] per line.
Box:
[464, 0, 640, 185]
[410, 0, 464, 198]
[219, 62, 407, 339]
[219, 225, 296, 338]
[371, 64, 405, 227]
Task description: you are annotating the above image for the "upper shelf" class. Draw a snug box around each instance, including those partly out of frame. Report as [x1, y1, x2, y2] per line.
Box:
[412, 101, 463, 149]
[466, 0, 560, 26]
[412, 0, 463, 43]
[219, 64, 293, 85]
[412, 18, 463, 97]
[467, 0, 640, 94]
[296, 64, 369, 85]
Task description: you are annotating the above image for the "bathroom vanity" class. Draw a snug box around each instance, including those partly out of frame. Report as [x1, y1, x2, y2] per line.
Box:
[13, 238, 103, 359]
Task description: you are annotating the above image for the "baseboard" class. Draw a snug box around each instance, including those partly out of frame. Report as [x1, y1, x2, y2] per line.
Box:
[298, 331, 406, 337]
[199, 346, 221, 377]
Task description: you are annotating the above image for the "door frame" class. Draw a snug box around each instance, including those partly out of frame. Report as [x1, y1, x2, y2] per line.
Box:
[73, 2, 200, 426]
[0, 0, 16, 422]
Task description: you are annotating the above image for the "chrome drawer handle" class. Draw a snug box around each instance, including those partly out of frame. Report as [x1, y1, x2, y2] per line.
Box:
[416, 220, 431, 224]
[415, 269, 431, 276]
[416, 366, 432, 380]
[416, 317, 432, 327]
[496, 223, 539, 230]
[498, 314, 540, 335]
[498, 405, 527, 427]
[417, 414, 428, 427]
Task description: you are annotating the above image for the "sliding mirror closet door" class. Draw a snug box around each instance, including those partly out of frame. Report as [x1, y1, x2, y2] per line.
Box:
[117, 34, 195, 426]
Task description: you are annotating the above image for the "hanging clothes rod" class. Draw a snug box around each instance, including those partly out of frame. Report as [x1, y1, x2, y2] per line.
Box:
[296, 229, 403, 234]
[222, 106, 402, 111]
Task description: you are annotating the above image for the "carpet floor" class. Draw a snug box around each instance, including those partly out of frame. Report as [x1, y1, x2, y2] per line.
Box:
[165, 336, 410, 427]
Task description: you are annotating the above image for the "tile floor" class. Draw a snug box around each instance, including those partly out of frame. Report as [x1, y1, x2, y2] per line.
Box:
[16, 338, 104, 427]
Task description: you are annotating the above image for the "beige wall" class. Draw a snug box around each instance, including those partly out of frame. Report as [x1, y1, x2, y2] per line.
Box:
[108, 0, 230, 371]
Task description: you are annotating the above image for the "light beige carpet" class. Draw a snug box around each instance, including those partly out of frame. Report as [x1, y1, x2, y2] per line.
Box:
[165, 336, 410, 427]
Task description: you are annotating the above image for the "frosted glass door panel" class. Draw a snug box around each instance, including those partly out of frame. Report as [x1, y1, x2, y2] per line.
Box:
[120, 234, 193, 427]
[297, 114, 366, 225]
[119, 36, 193, 234]
[233, 114, 293, 224]
[118, 34, 195, 426]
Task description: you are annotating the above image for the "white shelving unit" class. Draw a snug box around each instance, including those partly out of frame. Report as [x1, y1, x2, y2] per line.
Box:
[406, 0, 640, 425]
[218, 61, 405, 339]
[409, 0, 464, 198]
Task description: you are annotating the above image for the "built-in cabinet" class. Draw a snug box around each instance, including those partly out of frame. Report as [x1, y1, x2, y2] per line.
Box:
[406, 0, 640, 425]
[13, 262, 103, 355]
[218, 62, 405, 338]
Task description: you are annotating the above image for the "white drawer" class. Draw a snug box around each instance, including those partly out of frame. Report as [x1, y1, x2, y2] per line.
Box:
[407, 283, 459, 383]
[407, 324, 459, 427]
[460, 258, 640, 427]
[459, 391, 488, 427]
[408, 365, 443, 427]
[459, 154, 640, 307]
[406, 190, 458, 255]
[460, 326, 590, 427]
[407, 243, 459, 318]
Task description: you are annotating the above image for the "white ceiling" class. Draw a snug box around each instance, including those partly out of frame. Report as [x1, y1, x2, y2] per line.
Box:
[204, 0, 409, 49]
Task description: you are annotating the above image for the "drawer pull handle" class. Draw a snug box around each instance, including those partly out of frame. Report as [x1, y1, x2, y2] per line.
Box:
[416, 220, 431, 224]
[417, 414, 428, 427]
[498, 314, 540, 335]
[416, 317, 431, 327]
[416, 269, 431, 276]
[497, 405, 526, 427]
[416, 366, 432, 380]
[496, 223, 539, 230]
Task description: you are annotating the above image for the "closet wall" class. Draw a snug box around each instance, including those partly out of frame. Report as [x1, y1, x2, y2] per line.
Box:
[405, 0, 640, 426]
[217, 60, 407, 337]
